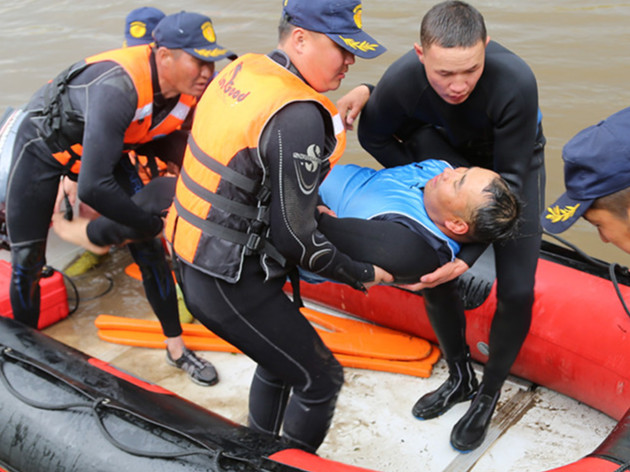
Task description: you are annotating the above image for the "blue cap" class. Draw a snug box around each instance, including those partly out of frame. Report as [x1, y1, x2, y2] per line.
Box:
[152, 11, 237, 62]
[124, 7, 165, 47]
[542, 107, 630, 233]
[282, 0, 386, 59]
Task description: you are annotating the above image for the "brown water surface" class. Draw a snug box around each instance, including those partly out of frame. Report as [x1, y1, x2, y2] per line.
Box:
[2, 0, 630, 264]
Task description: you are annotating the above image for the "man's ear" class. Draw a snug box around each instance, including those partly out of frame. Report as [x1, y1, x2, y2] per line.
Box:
[155, 46, 172, 65]
[291, 27, 308, 54]
[445, 218, 469, 236]
[414, 42, 424, 64]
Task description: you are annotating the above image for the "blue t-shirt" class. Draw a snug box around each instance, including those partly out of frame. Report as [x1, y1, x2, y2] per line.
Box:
[320, 159, 461, 260]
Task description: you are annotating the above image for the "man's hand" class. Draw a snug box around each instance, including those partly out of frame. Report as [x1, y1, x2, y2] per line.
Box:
[317, 204, 336, 217]
[166, 161, 180, 176]
[336, 84, 371, 130]
[54, 176, 77, 214]
[398, 258, 469, 291]
[51, 212, 110, 255]
[364, 265, 394, 289]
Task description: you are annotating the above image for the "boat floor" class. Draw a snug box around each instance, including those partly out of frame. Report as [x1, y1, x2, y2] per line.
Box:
[1, 231, 616, 472]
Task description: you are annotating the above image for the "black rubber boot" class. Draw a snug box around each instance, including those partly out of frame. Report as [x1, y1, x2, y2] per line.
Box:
[450, 385, 500, 452]
[412, 354, 478, 420]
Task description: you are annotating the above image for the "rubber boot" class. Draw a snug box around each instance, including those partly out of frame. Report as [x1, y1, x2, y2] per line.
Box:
[412, 352, 478, 420]
[450, 384, 500, 452]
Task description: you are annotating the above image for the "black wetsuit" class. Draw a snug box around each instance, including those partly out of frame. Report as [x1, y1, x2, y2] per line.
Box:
[358, 41, 546, 394]
[6, 54, 187, 337]
[170, 51, 383, 453]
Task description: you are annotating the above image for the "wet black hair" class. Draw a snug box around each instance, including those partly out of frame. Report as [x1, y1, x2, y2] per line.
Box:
[469, 176, 521, 244]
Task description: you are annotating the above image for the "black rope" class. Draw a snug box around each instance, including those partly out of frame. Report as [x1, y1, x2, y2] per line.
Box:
[56, 268, 80, 315]
[544, 231, 630, 318]
[53, 266, 115, 314]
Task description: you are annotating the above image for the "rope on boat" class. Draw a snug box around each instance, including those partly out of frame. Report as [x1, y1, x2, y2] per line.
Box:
[543, 231, 630, 318]
[49, 265, 114, 315]
[0, 345, 265, 470]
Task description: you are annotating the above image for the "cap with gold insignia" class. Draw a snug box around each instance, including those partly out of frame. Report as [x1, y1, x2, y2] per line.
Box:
[152, 11, 237, 62]
[124, 7, 165, 47]
[542, 106, 630, 233]
[282, 0, 386, 59]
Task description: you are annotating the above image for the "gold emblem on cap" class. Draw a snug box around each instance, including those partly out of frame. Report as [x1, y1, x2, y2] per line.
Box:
[129, 21, 147, 39]
[194, 48, 228, 58]
[339, 36, 378, 53]
[353, 5, 363, 28]
[545, 203, 581, 223]
[201, 21, 216, 43]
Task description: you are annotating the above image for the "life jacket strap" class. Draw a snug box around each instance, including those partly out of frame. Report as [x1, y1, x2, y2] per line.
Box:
[173, 199, 286, 267]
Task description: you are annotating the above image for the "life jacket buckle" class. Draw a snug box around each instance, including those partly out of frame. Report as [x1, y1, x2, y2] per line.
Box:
[256, 205, 270, 225]
[245, 232, 262, 253]
[256, 184, 271, 203]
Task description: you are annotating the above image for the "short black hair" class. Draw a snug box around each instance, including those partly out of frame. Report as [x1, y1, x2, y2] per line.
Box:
[468, 176, 521, 244]
[278, 14, 295, 42]
[592, 187, 630, 221]
[420, 1, 487, 48]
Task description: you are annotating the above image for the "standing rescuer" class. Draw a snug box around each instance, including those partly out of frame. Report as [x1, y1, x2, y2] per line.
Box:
[164, 0, 391, 453]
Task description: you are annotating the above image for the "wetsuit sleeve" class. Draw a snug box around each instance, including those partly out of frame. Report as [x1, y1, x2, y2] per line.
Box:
[262, 101, 374, 288]
[457, 243, 486, 268]
[357, 51, 425, 167]
[77, 65, 162, 236]
[488, 65, 541, 195]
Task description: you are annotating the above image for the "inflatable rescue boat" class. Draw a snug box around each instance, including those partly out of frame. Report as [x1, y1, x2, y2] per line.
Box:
[1, 239, 630, 471]
[295, 239, 630, 421]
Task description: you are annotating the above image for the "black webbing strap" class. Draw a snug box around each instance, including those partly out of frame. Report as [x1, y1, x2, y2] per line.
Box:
[288, 268, 303, 308]
[173, 199, 286, 267]
[179, 166, 260, 220]
[187, 135, 260, 194]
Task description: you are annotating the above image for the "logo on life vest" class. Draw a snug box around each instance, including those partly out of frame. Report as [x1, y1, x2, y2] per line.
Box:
[129, 21, 147, 39]
[293, 144, 322, 195]
[545, 203, 580, 223]
[201, 21, 216, 43]
[217, 63, 250, 102]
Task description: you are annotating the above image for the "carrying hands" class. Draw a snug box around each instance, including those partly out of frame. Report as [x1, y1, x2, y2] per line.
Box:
[398, 258, 469, 291]
[364, 265, 394, 289]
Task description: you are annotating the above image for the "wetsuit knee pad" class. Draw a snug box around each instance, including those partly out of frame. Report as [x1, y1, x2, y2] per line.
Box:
[296, 356, 344, 403]
[11, 241, 46, 291]
[10, 241, 46, 327]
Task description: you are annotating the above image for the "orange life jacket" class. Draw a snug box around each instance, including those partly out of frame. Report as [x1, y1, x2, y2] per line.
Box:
[47, 45, 195, 174]
[128, 151, 170, 184]
[165, 53, 346, 282]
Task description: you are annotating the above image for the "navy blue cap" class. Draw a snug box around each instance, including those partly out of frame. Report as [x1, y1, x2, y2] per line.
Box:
[124, 7, 165, 47]
[282, 0, 386, 59]
[152, 11, 237, 62]
[542, 107, 630, 233]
